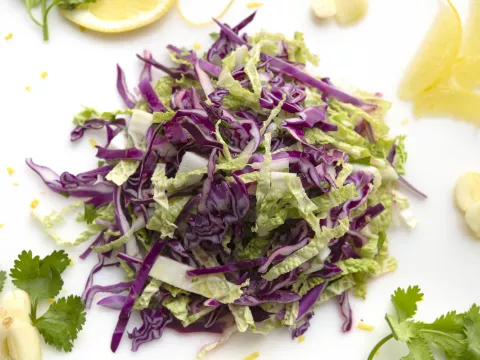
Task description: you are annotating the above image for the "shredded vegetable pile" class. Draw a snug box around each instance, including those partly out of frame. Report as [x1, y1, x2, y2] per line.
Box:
[27, 12, 424, 355]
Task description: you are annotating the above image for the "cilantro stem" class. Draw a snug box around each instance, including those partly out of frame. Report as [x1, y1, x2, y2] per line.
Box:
[41, 0, 49, 41]
[30, 298, 38, 324]
[367, 334, 394, 360]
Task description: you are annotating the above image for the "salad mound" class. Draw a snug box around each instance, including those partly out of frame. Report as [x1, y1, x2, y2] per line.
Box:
[27, 12, 420, 354]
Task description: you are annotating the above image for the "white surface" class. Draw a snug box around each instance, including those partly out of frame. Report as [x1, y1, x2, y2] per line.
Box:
[0, 0, 479, 359]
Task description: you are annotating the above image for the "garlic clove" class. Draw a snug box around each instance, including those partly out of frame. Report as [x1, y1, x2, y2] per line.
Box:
[0, 291, 31, 325]
[4, 317, 42, 360]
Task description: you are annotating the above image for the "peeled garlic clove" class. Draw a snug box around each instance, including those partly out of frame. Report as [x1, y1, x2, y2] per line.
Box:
[455, 172, 480, 212]
[4, 317, 42, 360]
[465, 200, 480, 238]
[311, 0, 336, 19]
[0, 291, 31, 324]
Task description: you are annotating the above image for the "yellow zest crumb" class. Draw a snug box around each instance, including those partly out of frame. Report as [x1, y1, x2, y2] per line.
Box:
[40, 191, 45, 195]
[26, 86, 32, 92]
[298, 335, 306, 343]
[357, 322, 375, 331]
[244, 352, 259, 360]
[193, 42, 202, 50]
[79, 26, 87, 33]
[0, 224, 4, 229]
[40, 72, 48, 79]
[7, 167, 14, 175]
[375, 351, 380, 357]
[48, 298, 55, 304]
[30, 199, 40, 209]
[69, 257, 75, 266]
[89, 138, 97, 148]
[247, 2, 263, 8]
[401, 118, 409, 125]
[4, 33, 12, 41]
[13, 182, 19, 187]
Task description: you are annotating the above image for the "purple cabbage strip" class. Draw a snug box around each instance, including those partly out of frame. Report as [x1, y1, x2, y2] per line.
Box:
[79, 230, 106, 260]
[95, 146, 145, 161]
[117, 252, 143, 265]
[338, 291, 353, 332]
[26, 158, 115, 199]
[111, 239, 166, 352]
[98, 295, 128, 311]
[83, 281, 133, 310]
[234, 291, 301, 306]
[128, 307, 173, 352]
[309, 262, 342, 279]
[212, 18, 364, 106]
[116, 64, 136, 109]
[187, 257, 266, 276]
[139, 49, 153, 82]
[138, 78, 166, 112]
[350, 203, 385, 231]
[398, 175, 428, 199]
[297, 282, 328, 320]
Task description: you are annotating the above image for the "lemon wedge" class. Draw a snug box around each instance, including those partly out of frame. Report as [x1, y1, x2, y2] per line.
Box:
[398, 0, 462, 100]
[451, 56, 480, 90]
[59, 0, 175, 33]
[462, 0, 480, 58]
[414, 85, 480, 125]
[334, 0, 368, 24]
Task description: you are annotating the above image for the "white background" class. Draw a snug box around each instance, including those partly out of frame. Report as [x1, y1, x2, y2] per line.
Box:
[1, 0, 480, 359]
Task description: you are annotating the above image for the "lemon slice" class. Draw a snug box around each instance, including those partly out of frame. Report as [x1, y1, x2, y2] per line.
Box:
[398, 0, 462, 100]
[414, 85, 480, 125]
[59, 0, 175, 33]
[176, 0, 233, 26]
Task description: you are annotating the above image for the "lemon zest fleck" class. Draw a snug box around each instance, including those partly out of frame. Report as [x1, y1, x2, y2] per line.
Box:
[48, 298, 55, 304]
[89, 138, 97, 148]
[298, 335, 306, 343]
[69, 257, 75, 266]
[4, 33, 12, 41]
[40, 72, 48, 79]
[193, 42, 202, 50]
[244, 352, 259, 360]
[7, 167, 14, 176]
[30, 199, 40, 209]
[177, 0, 233, 26]
[357, 322, 375, 331]
[26, 86, 32, 92]
[13, 182, 19, 187]
[401, 118, 409, 125]
[247, 2, 263, 8]
[0, 224, 4, 229]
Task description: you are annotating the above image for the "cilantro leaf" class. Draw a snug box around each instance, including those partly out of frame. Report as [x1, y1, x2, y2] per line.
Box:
[464, 304, 480, 358]
[35, 296, 87, 352]
[83, 204, 98, 224]
[386, 315, 419, 342]
[391, 285, 423, 321]
[368, 286, 479, 360]
[402, 338, 434, 360]
[42, 250, 70, 275]
[9, 250, 63, 301]
[0, 270, 6, 293]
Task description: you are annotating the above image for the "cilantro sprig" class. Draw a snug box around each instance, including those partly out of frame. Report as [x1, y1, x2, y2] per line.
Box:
[368, 286, 480, 359]
[22, 0, 97, 41]
[8, 250, 86, 352]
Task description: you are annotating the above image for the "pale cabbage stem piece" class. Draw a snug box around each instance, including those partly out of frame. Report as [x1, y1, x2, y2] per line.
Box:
[398, 0, 462, 100]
